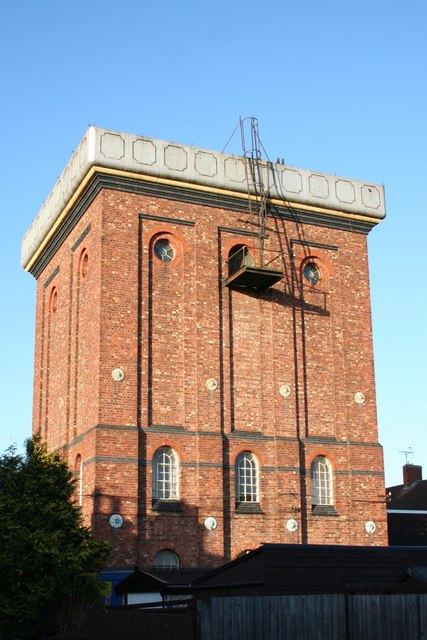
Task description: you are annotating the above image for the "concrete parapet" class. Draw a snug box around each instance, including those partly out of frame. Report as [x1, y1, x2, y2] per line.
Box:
[21, 127, 386, 269]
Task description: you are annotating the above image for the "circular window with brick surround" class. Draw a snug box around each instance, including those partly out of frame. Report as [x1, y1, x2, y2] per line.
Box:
[154, 238, 175, 263]
[303, 261, 321, 286]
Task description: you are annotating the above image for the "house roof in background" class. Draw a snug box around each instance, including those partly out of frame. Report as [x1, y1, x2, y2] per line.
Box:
[192, 544, 427, 595]
[387, 481, 427, 511]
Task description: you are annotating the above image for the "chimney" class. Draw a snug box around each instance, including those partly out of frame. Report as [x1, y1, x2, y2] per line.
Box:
[403, 464, 422, 488]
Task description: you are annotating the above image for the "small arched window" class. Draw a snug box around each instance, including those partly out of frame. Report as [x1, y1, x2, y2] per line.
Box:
[152, 447, 179, 502]
[235, 452, 259, 505]
[79, 250, 89, 278]
[153, 549, 180, 571]
[50, 287, 58, 313]
[311, 456, 333, 508]
[228, 244, 254, 276]
[74, 454, 83, 507]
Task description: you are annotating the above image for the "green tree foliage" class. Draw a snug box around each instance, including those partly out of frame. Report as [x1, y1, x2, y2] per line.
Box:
[0, 438, 110, 639]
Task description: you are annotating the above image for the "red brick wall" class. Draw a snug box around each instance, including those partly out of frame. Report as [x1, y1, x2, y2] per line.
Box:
[32, 184, 387, 570]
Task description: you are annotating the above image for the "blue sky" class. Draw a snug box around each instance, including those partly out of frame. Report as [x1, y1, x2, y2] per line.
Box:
[1, 0, 426, 487]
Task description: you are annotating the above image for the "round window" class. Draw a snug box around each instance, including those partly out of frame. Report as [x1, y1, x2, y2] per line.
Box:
[154, 238, 175, 263]
[303, 262, 321, 285]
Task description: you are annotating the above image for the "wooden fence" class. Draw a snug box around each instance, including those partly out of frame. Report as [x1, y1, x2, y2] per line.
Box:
[198, 593, 427, 639]
[88, 607, 194, 640]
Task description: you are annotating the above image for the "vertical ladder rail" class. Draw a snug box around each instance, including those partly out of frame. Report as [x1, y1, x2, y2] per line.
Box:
[240, 117, 268, 267]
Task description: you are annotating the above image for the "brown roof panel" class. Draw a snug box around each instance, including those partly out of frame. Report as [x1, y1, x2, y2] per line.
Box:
[192, 544, 427, 595]
[387, 480, 427, 510]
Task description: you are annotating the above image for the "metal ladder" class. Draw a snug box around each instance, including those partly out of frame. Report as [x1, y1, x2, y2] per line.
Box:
[240, 116, 269, 268]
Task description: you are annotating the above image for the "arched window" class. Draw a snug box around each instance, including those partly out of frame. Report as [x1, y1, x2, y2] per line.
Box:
[74, 454, 83, 507]
[50, 287, 58, 313]
[235, 452, 259, 505]
[79, 249, 89, 278]
[153, 549, 180, 571]
[228, 244, 254, 276]
[311, 456, 333, 507]
[152, 447, 179, 502]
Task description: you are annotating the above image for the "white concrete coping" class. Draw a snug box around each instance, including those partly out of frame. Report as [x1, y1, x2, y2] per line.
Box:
[21, 127, 386, 269]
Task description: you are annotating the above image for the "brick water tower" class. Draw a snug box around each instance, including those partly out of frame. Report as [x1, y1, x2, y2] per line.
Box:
[22, 121, 387, 574]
